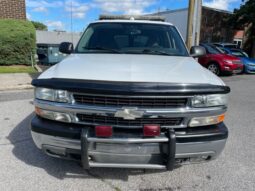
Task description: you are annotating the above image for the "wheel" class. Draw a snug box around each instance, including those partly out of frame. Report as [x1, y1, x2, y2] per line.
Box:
[207, 63, 220, 75]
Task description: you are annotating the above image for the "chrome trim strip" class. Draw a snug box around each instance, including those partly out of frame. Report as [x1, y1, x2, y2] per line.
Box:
[175, 151, 215, 158]
[89, 162, 166, 169]
[34, 99, 227, 116]
[76, 122, 186, 129]
[87, 137, 169, 143]
[71, 92, 193, 98]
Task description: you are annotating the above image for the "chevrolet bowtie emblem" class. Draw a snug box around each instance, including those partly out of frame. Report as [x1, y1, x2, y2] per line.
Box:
[114, 107, 144, 120]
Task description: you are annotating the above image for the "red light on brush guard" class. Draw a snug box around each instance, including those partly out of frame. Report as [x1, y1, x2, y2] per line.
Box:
[143, 125, 160, 137]
[95, 126, 113, 137]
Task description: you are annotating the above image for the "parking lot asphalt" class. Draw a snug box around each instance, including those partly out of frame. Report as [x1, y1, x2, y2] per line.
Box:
[0, 74, 255, 191]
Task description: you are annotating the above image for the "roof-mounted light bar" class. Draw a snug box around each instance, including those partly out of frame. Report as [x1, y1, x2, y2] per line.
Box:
[99, 15, 165, 22]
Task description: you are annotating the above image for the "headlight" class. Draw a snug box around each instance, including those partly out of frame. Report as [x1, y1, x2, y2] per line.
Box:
[191, 94, 228, 107]
[224, 60, 233, 64]
[189, 114, 225, 127]
[35, 88, 69, 103]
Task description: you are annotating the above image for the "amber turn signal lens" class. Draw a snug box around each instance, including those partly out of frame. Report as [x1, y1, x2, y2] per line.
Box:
[218, 114, 225, 123]
[35, 107, 42, 115]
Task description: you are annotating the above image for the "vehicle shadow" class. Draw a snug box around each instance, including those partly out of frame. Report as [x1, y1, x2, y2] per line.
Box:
[7, 113, 167, 181]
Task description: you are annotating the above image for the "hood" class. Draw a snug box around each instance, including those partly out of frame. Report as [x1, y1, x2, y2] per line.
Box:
[39, 54, 225, 86]
[241, 57, 255, 64]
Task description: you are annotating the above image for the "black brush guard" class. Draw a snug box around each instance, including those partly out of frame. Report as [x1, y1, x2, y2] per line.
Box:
[81, 128, 176, 170]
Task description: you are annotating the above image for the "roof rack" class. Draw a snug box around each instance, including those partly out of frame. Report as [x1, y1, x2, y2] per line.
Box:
[99, 15, 165, 22]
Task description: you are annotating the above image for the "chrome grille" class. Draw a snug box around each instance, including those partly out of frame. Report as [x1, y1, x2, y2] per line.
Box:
[73, 94, 188, 108]
[76, 113, 183, 127]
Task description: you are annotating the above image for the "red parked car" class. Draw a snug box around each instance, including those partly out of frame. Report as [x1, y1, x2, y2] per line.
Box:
[198, 43, 243, 75]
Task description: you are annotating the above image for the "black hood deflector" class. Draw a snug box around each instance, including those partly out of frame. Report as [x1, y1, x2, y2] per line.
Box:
[32, 78, 230, 96]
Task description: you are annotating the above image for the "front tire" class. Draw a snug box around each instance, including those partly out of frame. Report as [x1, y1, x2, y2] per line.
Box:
[207, 63, 220, 76]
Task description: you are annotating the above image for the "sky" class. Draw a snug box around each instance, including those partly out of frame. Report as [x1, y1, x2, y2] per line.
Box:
[26, 0, 243, 32]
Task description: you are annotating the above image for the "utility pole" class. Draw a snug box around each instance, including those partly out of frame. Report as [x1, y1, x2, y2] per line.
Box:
[186, 0, 202, 49]
[71, 0, 74, 44]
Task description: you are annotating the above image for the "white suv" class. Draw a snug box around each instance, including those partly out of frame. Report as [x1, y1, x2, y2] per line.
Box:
[31, 15, 230, 170]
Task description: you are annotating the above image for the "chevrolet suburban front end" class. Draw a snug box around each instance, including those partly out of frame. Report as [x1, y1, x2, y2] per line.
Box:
[31, 15, 230, 170]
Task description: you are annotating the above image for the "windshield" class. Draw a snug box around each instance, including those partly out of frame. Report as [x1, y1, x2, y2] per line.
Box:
[218, 47, 229, 54]
[224, 44, 237, 48]
[201, 44, 223, 54]
[230, 49, 248, 58]
[76, 23, 189, 56]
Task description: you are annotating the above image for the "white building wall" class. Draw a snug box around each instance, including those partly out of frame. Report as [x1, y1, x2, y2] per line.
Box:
[36, 30, 82, 47]
[152, 9, 188, 41]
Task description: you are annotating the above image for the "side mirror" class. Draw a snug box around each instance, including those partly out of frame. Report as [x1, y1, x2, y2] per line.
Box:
[59, 42, 74, 54]
[190, 46, 206, 58]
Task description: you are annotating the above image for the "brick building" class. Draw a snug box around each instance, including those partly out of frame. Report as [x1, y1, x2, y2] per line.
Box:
[0, 0, 26, 19]
[200, 7, 235, 43]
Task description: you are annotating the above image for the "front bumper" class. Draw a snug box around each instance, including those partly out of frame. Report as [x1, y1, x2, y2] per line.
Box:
[31, 116, 228, 170]
[245, 65, 255, 73]
[223, 65, 243, 74]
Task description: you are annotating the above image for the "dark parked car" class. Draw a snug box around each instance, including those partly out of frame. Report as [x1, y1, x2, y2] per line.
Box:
[213, 43, 238, 49]
[37, 44, 67, 65]
[198, 43, 243, 76]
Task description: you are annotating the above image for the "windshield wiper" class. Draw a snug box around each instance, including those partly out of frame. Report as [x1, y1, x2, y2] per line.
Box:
[141, 49, 172, 56]
[83, 46, 122, 54]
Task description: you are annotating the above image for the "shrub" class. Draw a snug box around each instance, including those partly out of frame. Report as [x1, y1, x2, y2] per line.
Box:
[31, 21, 48, 31]
[0, 19, 36, 65]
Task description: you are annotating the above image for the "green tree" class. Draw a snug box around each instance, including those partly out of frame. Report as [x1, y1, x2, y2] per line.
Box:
[31, 21, 48, 31]
[230, 0, 255, 57]
[0, 19, 36, 65]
